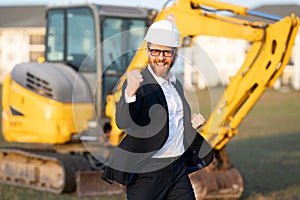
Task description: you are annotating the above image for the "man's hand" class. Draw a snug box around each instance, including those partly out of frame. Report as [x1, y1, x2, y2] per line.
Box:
[125, 70, 143, 97]
[191, 113, 206, 130]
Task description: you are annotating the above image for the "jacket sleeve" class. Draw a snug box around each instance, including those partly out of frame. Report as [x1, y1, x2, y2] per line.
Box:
[115, 80, 144, 130]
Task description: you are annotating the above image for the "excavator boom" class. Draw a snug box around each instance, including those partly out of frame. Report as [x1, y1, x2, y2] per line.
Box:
[110, 0, 300, 149]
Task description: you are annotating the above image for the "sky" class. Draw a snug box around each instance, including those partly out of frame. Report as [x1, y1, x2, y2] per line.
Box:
[0, 0, 299, 9]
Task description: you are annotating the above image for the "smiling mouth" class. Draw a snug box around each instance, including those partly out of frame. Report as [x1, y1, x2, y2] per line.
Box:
[156, 63, 167, 67]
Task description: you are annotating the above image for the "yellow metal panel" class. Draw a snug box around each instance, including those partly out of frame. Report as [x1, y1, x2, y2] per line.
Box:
[2, 75, 93, 144]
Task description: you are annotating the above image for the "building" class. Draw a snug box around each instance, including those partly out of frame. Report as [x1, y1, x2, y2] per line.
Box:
[0, 4, 299, 90]
[0, 6, 46, 82]
[184, 4, 300, 90]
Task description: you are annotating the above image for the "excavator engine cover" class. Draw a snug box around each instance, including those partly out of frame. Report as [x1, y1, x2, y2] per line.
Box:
[1, 62, 94, 144]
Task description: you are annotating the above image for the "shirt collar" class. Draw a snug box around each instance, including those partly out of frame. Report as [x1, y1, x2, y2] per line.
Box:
[147, 65, 176, 86]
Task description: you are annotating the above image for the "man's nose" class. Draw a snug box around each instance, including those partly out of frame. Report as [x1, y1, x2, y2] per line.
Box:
[158, 51, 166, 59]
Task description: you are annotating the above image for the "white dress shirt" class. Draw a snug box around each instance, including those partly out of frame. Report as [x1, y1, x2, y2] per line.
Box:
[125, 65, 185, 158]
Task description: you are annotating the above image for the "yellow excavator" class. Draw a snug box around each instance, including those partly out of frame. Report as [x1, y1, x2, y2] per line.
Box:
[1, 0, 299, 199]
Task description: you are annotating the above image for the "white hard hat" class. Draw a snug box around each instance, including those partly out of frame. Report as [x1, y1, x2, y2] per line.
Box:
[144, 20, 180, 47]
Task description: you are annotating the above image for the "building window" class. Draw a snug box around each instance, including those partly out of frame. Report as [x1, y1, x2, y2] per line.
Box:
[30, 35, 45, 45]
[288, 56, 295, 65]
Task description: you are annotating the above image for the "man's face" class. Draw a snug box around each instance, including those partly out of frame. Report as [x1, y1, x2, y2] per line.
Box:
[147, 43, 177, 79]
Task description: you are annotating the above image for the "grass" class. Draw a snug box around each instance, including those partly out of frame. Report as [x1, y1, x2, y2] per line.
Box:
[0, 185, 125, 200]
[185, 86, 300, 200]
[0, 85, 300, 199]
[228, 88, 300, 200]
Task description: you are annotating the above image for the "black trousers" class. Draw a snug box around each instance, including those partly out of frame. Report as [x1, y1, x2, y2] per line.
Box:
[126, 157, 196, 200]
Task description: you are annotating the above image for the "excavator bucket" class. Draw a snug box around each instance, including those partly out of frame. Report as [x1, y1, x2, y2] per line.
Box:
[76, 170, 124, 197]
[190, 165, 243, 199]
[189, 148, 244, 199]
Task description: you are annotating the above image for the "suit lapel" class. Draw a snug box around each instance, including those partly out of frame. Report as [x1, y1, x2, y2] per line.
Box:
[172, 78, 193, 148]
[142, 67, 168, 109]
[142, 67, 188, 115]
[173, 79, 189, 112]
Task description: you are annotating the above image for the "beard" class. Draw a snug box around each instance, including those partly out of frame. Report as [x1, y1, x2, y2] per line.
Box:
[148, 55, 176, 79]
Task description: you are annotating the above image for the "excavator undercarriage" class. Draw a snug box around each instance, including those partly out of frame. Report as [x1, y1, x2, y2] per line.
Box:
[0, 148, 89, 193]
[0, 142, 123, 196]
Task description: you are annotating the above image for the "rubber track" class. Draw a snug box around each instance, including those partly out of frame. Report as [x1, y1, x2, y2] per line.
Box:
[0, 148, 92, 193]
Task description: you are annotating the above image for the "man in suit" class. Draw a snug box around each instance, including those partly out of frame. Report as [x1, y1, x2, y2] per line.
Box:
[102, 19, 214, 200]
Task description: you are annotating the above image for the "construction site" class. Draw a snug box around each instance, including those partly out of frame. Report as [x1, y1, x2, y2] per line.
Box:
[0, 0, 299, 199]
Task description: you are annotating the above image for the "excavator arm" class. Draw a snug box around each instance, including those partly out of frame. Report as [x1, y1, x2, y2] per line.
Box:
[105, 0, 300, 198]
[109, 0, 299, 145]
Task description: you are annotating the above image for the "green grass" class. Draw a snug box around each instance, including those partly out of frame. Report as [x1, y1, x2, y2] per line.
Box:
[0, 185, 125, 200]
[185, 87, 300, 199]
[0, 85, 300, 200]
[228, 89, 300, 200]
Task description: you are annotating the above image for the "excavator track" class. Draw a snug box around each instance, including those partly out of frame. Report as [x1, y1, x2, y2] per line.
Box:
[0, 148, 91, 193]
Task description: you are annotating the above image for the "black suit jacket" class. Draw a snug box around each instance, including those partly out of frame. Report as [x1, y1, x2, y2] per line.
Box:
[102, 67, 214, 185]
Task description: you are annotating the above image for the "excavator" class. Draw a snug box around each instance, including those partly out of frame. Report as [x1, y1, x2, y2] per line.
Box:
[1, 0, 299, 199]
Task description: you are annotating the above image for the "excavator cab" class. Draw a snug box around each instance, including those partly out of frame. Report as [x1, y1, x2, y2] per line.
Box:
[45, 4, 157, 144]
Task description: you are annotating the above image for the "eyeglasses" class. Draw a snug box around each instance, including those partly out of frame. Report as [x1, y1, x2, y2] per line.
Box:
[148, 48, 175, 57]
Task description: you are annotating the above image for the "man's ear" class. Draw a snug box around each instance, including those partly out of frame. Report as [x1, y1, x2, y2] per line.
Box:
[146, 47, 151, 57]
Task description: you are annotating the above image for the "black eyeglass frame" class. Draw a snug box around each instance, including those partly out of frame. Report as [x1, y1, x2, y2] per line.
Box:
[147, 48, 176, 57]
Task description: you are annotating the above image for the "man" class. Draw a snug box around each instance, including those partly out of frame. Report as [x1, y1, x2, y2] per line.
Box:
[102, 19, 214, 200]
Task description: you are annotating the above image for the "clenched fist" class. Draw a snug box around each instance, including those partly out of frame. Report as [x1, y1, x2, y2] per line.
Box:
[191, 113, 206, 130]
[125, 69, 144, 97]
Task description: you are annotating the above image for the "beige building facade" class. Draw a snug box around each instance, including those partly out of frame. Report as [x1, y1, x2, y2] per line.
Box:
[0, 5, 299, 91]
[0, 6, 46, 82]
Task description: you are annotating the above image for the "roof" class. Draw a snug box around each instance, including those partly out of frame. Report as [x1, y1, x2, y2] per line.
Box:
[239, 4, 300, 24]
[0, 4, 299, 28]
[0, 6, 46, 28]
